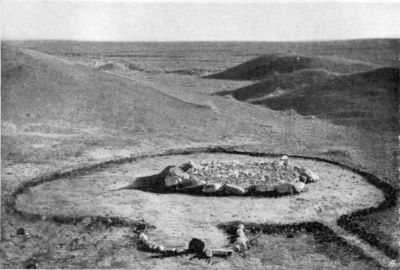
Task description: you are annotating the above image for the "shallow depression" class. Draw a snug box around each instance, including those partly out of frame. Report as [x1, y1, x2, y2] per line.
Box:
[16, 153, 384, 248]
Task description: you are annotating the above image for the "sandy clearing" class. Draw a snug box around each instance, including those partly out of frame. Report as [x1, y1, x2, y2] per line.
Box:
[15, 153, 384, 250]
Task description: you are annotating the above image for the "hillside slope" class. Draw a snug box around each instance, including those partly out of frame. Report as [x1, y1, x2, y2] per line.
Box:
[215, 68, 337, 101]
[1, 46, 261, 136]
[252, 68, 399, 131]
[206, 53, 378, 80]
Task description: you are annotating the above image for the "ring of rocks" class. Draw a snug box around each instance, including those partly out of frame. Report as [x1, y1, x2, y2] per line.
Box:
[131, 155, 315, 197]
[5, 146, 399, 262]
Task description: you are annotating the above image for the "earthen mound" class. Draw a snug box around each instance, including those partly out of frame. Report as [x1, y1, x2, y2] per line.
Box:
[205, 53, 376, 80]
[215, 68, 337, 101]
[252, 67, 399, 131]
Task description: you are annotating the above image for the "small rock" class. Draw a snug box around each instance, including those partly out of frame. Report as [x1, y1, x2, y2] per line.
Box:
[234, 237, 248, 251]
[163, 248, 177, 255]
[295, 167, 320, 183]
[164, 175, 181, 187]
[233, 244, 241, 252]
[200, 161, 208, 166]
[299, 175, 307, 183]
[232, 170, 239, 178]
[237, 229, 246, 238]
[81, 217, 92, 226]
[179, 173, 190, 180]
[233, 224, 249, 251]
[24, 258, 38, 269]
[212, 248, 233, 257]
[203, 248, 213, 258]
[16, 228, 26, 236]
[139, 233, 148, 243]
[180, 160, 196, 171]
[243, 169, 251, 176]
[304, 168, 320, 182]
[280, 155, 289, 166]
[156, 245, 165, 252]
[293, 182, 305, 193]
[176, 248, 186, 254]
[188, 238, 205, 254]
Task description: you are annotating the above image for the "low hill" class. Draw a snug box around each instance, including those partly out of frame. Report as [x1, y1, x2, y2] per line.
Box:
[251, 67, 399, 131]
[1, 46, 247, 136]
[215, 69, 337, 101]
[205, 53, 378, 80]
[5, 45, 323, 142]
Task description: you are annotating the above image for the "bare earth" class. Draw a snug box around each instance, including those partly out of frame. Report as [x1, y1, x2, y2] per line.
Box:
[16, 153, 384, 250]
[1, 40, 399, 269]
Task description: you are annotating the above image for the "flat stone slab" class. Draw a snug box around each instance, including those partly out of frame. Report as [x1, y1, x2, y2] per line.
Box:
[15, 153, 384, 249]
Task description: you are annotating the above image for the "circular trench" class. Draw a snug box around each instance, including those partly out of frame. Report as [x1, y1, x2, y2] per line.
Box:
[13, 150, 385, 250]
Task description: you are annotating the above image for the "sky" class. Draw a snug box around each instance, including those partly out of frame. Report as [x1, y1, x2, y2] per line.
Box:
[1, 0, 400, 41]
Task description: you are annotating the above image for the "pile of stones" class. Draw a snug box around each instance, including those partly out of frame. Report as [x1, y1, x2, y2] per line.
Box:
[161, 156, 319, 197]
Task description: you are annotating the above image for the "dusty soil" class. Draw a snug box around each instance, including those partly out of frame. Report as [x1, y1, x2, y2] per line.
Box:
[15, 153, 383, 250]
[2, 40, 399, 269]
[0, 216, 381, 269]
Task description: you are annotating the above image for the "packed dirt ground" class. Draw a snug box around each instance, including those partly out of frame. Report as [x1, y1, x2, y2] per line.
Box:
[1, 40, 399, 269]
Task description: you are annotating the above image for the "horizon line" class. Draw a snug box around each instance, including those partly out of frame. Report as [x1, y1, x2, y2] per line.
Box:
[3, 37, 400, 43]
